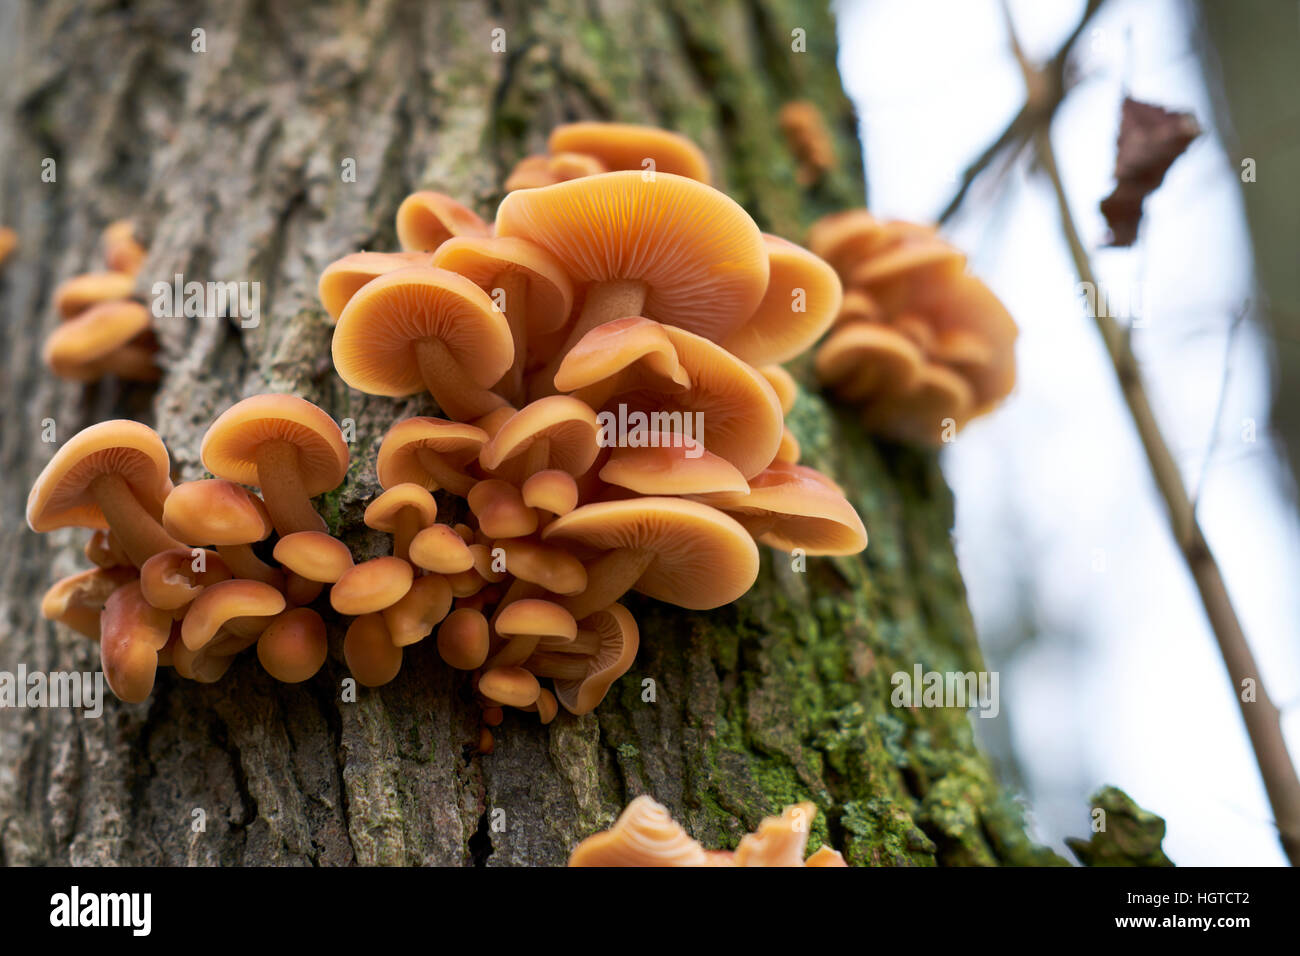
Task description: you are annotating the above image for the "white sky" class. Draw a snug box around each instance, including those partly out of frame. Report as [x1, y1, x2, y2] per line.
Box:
[838, 0, 1300, 865]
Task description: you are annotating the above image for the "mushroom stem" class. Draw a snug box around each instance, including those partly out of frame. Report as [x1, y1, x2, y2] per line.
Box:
[217, 544, 283, 588]
[415, 447, 478, 496]
[497, 270, 529, 404]
[523, 651, 590, 681]
[532, 279, 647, 398]
[90, 473, 184, 567]
[561, 548, 654, 620]
[254, 439, 327, 536]
[392, 508, 423, 562]
[486, 634, 541, 670]
[416, 336, 508, 421]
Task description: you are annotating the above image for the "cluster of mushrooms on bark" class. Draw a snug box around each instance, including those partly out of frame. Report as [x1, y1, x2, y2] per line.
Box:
[25, 123, 1015, 854]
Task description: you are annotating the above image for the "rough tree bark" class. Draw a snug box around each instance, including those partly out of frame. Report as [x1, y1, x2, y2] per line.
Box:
[0, 0, 1059, 866]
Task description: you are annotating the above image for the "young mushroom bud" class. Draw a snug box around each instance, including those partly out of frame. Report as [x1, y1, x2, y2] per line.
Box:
[408, 524, 475, 575]
[364, 484, 438, 562]
[100, 580, 173, 702]
[329, 556, 413, 616]
[383, 574, 453, 647]
[257, 607, 328, 683]
[343, 613, 403, 687]
[273, 531, 355, 584]
[436, 607, 490, 670]
[162, 479, 281, 587]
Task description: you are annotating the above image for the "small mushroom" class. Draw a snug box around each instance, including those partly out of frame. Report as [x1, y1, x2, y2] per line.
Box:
[543, 497, 758, 619]
[84, 529, 131, 568]
[273, 530, 355, 584]
[181, 578, 286, 651]
[102, 220, 146, 276]
[478, 666, 541, 709]
[806, 209, 887, 276]
[599, 442, 749, 497]
[395, 191, 490, 252]
[524, 602, 638, 715]
[721, 235, 842, 366]
[546, 122, 711, 183]
[503, 151, 607, 191]
[317, 250, 429, 323]
[27, 419, 182, 567]
[567, 795, 709, 867]
[332, 266, 514, 421]
[42, 301, 159, 383]
[376, 417, 488, 497]
[41, 566, 137, 638]
[0, 226, 16, 266]
[162, 479, 281, 586]
[257, 607, 328, 683]
[467, 479, 538, 539]
[860, 361, 975, 445]
[431, 236, 573, 403]
[477, 396, 600, 484]
[551, 315, 691, 407]
[488, 598, 576, 668]
[52, 271, 135, 319]
[733, 802, 817, 867]
[436, 607, 490, 670]
[343, 613, 403, 686]
[139, 547, 231, 612]
[491, 537, 587, 597]
[363, 483, 438, 562]
[383, 573, 453, 647]
[815, 322, 923, 403]
[100, 580, 172, 702]
[201, 394, 349, 536]
[778, 101, 836, 186]
[330, 556, 413, 616]
[408, 524, 475, 574]
[520, 469, 579, 520]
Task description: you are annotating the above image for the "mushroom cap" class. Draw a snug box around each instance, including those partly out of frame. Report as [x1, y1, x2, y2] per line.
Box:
[494, 537, 588, 595]
[53, 271, 136, 319]
[343, 613, 403, 686]
[436, 607, 490, 670]
[495, 171, 768, 343]
[495, 598, 577, 644]
[181, 578, 286, 651]
[721, 235, 842, 366]
[27, 420, 173, 533]
[318, 250, 429, 322]
[162, 479, 273, 546]
[41, 565, 137, 634]
[567, 794, 708, 866]
[408, 524, 475, 574]
[201, 394, 349, 498]
[804, 845, 849, 867]
[733, 802, 817, 867]
[330, 556, 414, 616]
[100, 580, 172, 702]
[837, 288, 883, 325]
[383, 573, 453, 647]
[478, 666, 541, 708]
[375, 417, 487, 491]
[521, 469, 579, 517]
[599, 442, 749, 496]
[547, 123, 711, 183]
[430, 236, 574, 336]
[549, 603, 640, 714]
[505, 152, 609, 191]
[273, 531, 355, 583]
[849, 229, 965, 288]
[646, 324, 786, 479]
[862, 361, 975, 445]
[467, 479, 538, 539]
[102, 220, 146, 275]
[696, 465, 867, 556]
[478, 396, 601, 480]
[43, 301, 153, 378]
[395, 191, 491, 252]
[542, 497, 758, 610]
[332, 266, 513, 396]
[814, 322, 923, 401]
[806, 210, 886, 276]
[139, 547, 231, 610]
[363, 483, 438, 534]
[553, 316, 691, 406]
[257, 607, 328, 683]
[84, 528, 132, 568]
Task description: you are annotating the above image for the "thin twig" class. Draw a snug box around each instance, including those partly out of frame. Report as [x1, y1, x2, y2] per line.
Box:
[1004, 9, 1300, 864]
[1191, 302, 1249, 512]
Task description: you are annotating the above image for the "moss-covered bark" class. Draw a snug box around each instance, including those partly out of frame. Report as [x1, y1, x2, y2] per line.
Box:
[0, 0, 1058, 865]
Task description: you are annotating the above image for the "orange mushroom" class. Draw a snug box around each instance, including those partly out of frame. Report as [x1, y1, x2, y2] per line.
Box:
[201, 394, 349, 536]
[546, 122, 711, 183]
[181, 578, 286, 651]
[395, 191, 490, 252]
[567, 795, 709, 866]
[162, 479, 281, 586]
[139, 547, 231, 613]
[317, 250, 429, 323]
[332, 266, 513, 421]
[343, 613, 403, 686]
[329, 556, 413, 616]
[375, 417, 487, 497]
[383, 573, 453, 647]
[363, 483, 438, 562]
[257, 607, 328, 683]
[488, 598, 576, 668]
[436, 607, 490, 670]
[466, 479, 538, 540]
[478, 666, 541, 709]
[41, 565, 137, 639]
[100, 580, 172, 701]
[52, 271, 135, 319]
[27, 420, 181, 567]
[408, 523, 475, 575]
[477, 396, 600, 484]
[102, 220, 146, 276]
[42, 301, 158, 383]
[524, 602, 638, 715]
[273, 531, 355, 583]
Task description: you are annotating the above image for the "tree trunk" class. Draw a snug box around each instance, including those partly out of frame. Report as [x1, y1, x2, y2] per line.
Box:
[0, 0, 1058, 866]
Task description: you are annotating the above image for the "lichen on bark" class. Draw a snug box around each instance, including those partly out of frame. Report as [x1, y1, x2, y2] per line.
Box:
[1, 0, 1059, 866]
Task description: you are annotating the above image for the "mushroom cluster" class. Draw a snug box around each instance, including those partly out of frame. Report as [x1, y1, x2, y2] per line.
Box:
[809, 211, 1018, 444]
[27, 395, 350, 701]
[320, 122, 867, 729]
[42, 221, 156, 384]
[568, 795, 846, 867]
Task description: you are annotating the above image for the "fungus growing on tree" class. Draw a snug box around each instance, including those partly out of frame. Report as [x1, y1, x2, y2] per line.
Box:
[317, 250, 429, 323]
[395, 191, 491, 252]
[43, 301, 159, 383]
[52, 271, 136, 319]
[257, 607, 329, 683]
[163, 479, 281, 586]
[547, 122, 712, 183]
